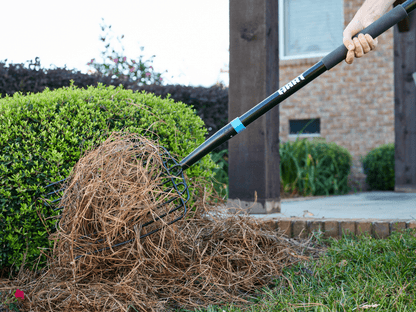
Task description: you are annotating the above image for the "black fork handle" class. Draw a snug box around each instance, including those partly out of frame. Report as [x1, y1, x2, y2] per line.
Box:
[180, 0, 416, 170]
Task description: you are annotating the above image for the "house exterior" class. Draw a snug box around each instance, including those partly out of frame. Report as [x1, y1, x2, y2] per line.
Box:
[277, 0, 395, 191]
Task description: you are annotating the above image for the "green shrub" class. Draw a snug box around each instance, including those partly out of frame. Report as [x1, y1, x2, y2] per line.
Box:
[361, 143, 395, 191]
[210, 149, 229, 199]
[280, 136, 353, 197]
[0, 80, 216, 274]
[208, 135, 353, 200]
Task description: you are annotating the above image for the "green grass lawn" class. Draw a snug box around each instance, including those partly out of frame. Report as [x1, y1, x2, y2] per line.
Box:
[182, 228, 416, 312]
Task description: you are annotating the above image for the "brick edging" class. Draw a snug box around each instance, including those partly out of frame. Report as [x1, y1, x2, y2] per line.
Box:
[261, 218, 416, 239]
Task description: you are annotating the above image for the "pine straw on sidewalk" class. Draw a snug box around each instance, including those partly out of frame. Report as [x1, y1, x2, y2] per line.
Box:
[0, 132, 326, 312]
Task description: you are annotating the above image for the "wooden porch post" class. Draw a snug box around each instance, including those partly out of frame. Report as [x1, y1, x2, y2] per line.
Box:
[228, 0, 280, 213]
[394, 4, 416, 192]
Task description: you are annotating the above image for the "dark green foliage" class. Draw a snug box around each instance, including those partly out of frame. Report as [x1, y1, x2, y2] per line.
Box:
[277, 117, 353, 197]
[0, 58, 139, 100]
[131, 84, 229, 151]
[361, 143, 395, 191]
[210, 149, 229, 198]
[0, 81, 216, 275]
[208, 135, 353, 200]
[280, 136, 353, 197]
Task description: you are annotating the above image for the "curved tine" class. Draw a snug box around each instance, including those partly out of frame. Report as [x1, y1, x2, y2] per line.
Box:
[71, 199, 189, 257]
[41, 195, 64, 209]
[41, 198, 62, 211]
[142, 193, 188, 227]
[158, 179, 189, 204]
[165, 163, 182, 174]
[53, 205, 65, 211]
[45, 187, 66, 197]
[65, 200, 186, 250]
[45, 178, 67, 189]
[51, 187, 186, 246]
[48, 197, 62, 204]
[183, 185, 191, 203]
[74, 202, 188, 261]
[74, 238, 136, 260]
[121, 182, 188, 230]
[161, 170, 185, 187]
[41, 199, 54, 208]
[159, 184, 188, 199]
[120, 193, 183, 229]
[139, 198, 187, 232]
[70, 198, 181, 250]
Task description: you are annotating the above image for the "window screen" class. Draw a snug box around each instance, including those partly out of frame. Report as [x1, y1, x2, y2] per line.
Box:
[281, 0, 343, 58]
[289, 118, 320, 135]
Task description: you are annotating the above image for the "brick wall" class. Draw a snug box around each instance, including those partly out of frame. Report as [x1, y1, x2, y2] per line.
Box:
[278, 0, 395, 191]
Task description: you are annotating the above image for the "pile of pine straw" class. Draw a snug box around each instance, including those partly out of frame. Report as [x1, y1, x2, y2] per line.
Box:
[0, 132, 325, 312]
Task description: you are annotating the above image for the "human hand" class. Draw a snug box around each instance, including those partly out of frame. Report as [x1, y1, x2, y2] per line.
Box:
[343, 14, 379, 64]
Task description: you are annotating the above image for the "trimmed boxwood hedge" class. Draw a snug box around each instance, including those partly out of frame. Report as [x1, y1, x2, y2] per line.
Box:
[361, 143, 395, 191]
[0, 80, 216, 274]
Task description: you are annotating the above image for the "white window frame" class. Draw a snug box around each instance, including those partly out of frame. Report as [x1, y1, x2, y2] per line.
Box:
[278, 0, 344, 61]
[288, 133, 322, 139]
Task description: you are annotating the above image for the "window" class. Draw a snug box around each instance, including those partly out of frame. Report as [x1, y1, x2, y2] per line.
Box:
[289, 118, 320, 137]
[279, 0, 344, 60]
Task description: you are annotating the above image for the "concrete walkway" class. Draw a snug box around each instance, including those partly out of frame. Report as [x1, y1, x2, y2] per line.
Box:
[247, 191, 416, 239]
[253, 191, 416, 220]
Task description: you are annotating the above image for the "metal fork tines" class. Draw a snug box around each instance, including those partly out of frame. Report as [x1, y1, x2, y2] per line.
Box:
[40, 152, 189, 260]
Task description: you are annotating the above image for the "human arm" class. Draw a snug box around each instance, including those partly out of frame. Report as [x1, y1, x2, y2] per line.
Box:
[343, 0, 396, 64]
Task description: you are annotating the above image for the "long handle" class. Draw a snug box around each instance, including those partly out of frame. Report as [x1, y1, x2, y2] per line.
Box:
[180, 0, 416, 170]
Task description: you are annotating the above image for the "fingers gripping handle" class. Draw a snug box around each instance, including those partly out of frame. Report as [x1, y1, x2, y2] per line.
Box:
[322, 5, 408, 70]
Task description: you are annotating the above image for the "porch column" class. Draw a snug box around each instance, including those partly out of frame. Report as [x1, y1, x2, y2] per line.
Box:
[394, 3, 416, 192]
[228, 0, 280, 213]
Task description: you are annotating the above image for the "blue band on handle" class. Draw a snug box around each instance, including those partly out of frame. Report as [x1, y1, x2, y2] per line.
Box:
[230, 117, 246, 133]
